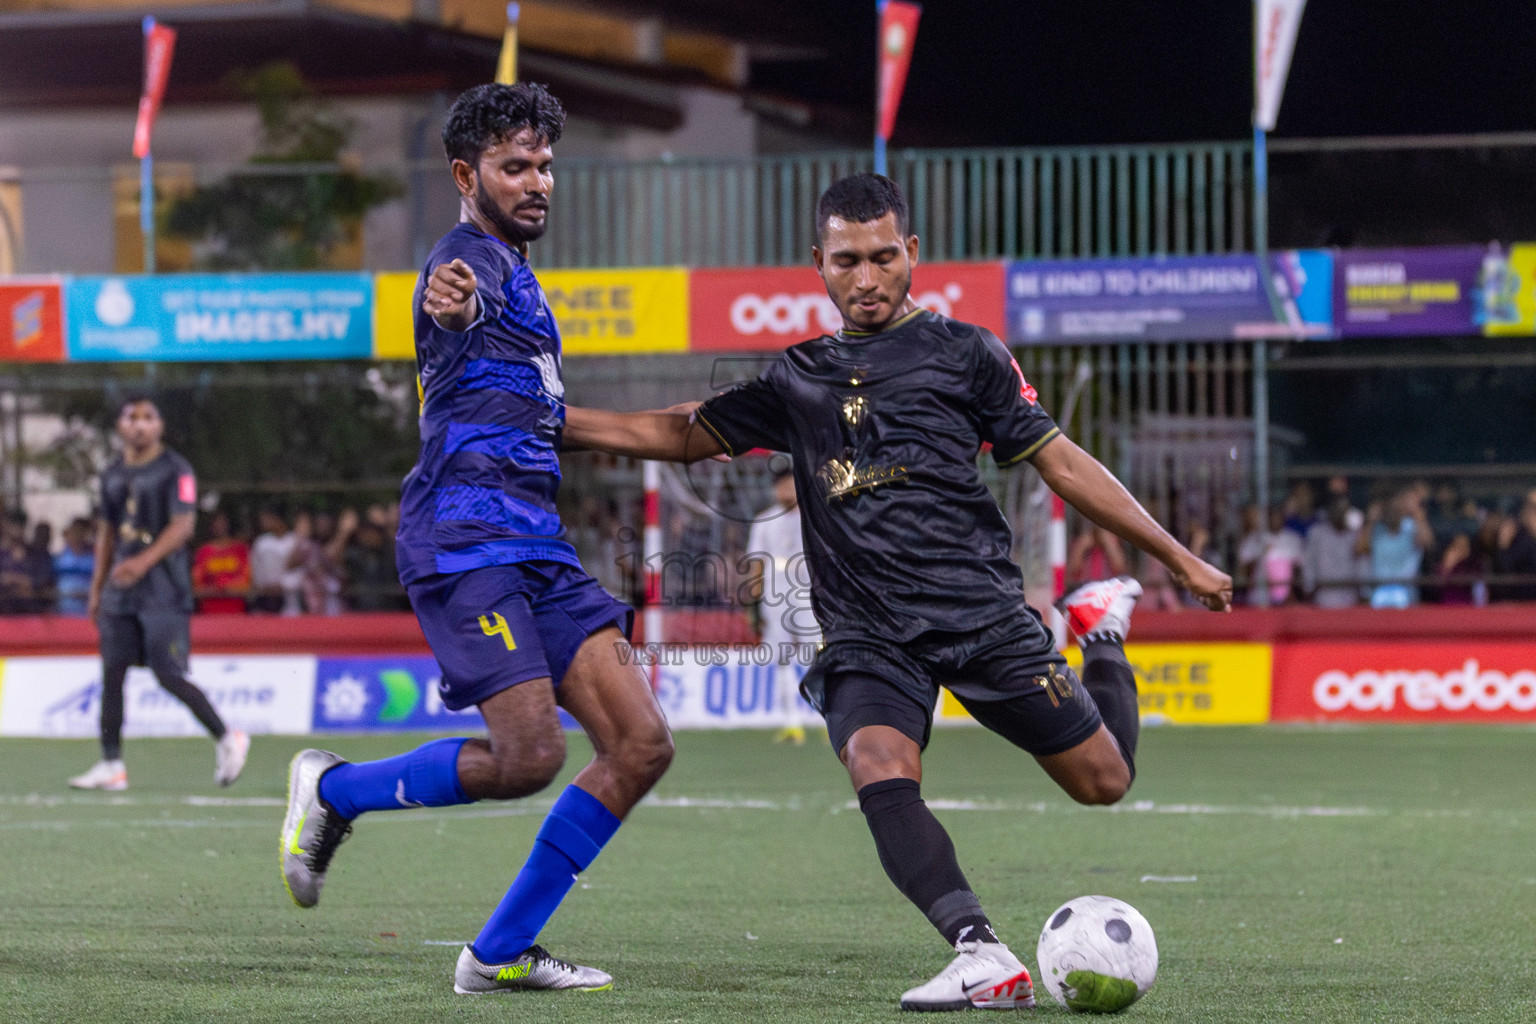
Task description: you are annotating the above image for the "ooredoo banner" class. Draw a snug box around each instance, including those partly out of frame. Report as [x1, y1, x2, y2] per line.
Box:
[689, 262, 1006, 351]
[0, 655, 316, 737]
[0, 279, 65, 362]
[1271, 642, 1536, 722]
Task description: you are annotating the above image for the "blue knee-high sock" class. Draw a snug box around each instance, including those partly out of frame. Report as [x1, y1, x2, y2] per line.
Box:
[471, 785, 621, 963]
[318, 738, 470, 819]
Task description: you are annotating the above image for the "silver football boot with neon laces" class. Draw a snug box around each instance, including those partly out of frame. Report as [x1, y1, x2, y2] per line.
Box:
[454, 944, 614, 995]
[280, 748, 353, 908]
[899, 938, 1036, 1011]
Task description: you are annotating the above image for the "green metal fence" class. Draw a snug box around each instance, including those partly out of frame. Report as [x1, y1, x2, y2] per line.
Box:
[539, 142, 1251, 268]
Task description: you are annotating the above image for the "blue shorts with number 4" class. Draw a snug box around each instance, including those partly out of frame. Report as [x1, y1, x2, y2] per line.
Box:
[407, 561, 634, 712]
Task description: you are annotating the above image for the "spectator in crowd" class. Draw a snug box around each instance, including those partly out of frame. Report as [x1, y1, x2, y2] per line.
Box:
[192, 510, 251, 614]
[1238, 505, 1303, 606]
[1434, 532, 1483, 605]
[291, 510, 348, 615]
[1495, 488, 1536, 602]
[1322, 475, 1364, 531]
[54, 516, 97, 616]
[1065, 521, 1129, 590]
[341, 503, 406, 611]
[23, 520, 57, 612]
[1301, 495, 1364, 608]
[1356, 484, 1433, 608]
[249, 505, 297, 614]
[1281, 481, 1316, 538]
[0, 510, 34, 613]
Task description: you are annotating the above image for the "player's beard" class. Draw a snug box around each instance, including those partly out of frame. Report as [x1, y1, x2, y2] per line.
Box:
[474, 184, 548, 246]
[842, 265, 912, 332]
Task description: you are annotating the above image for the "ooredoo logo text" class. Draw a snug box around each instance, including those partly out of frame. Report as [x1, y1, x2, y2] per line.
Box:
[729, 284, 966, 336]
[1312, 659, 1536, 713]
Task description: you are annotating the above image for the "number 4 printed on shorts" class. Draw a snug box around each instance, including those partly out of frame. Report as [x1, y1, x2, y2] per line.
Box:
[479, 612, 517, 651]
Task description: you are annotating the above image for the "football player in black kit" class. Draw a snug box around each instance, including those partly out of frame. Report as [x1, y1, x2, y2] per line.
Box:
[68, 397, 249, 792]
[565, 174, 1232, 1011]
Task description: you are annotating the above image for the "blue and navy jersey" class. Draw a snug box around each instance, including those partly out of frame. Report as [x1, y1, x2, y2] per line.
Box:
[396, 223, 579, 584]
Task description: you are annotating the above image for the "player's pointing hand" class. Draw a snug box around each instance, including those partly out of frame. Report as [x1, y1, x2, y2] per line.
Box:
[423, 258, 480, 332]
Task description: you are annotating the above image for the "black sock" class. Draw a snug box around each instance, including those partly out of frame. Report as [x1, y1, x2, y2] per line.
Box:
[857, 778, 998, 946]
[1082, 638, 1138, 780]
[100, 662, 127, 761]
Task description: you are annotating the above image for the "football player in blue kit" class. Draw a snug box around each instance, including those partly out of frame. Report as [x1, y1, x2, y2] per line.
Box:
[564, 174, 1232, 1011]
[280, 83, 673, 996]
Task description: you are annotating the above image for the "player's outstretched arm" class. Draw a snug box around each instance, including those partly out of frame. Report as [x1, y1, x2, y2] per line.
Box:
[1030, 434, 1233, 611]
[564, 405, 726, 463]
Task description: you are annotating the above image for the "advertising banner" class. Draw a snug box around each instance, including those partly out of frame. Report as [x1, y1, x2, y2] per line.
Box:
[312, 657, 577, 732]
[372, 271, 417, 360]
[0, 279, 65, 362]
[652, 647, 817, 729]
[690, 262, 1005, 351]
[1271, 642, 1536, 723]
[538, 267, 688, 355]
[1333, 246, 1486, 338]
[1481, 243, 1536, 337]
[937, 642, 1273, 726]
[66, 273, 373, 361]
[0, 656, 316, 738]
[1005, 252, 1332, 345]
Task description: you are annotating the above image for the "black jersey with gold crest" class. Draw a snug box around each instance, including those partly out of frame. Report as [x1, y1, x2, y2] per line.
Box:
[98, 448, 197, 615]
[695, 309, 1059, 643]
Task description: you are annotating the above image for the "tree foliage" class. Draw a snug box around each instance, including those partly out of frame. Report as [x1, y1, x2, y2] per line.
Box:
[164, 62, 400, 271]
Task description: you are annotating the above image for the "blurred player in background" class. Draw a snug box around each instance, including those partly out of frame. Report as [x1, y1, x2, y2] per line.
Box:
[744, 462, 822, 743]
[565, 173, 1231, 1012]
[280, 82, 673, 998]
[69, 397, 249, 792]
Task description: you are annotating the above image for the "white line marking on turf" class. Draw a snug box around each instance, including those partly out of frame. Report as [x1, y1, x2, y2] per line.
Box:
[642, 796, 783, 810]
[422, 940, 468, 946]
[184, 796, 285, 807]
[1141, 875, 1198, 883]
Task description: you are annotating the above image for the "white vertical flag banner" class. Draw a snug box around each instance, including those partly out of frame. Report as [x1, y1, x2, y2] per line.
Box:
[1254, 0, 1307, 131]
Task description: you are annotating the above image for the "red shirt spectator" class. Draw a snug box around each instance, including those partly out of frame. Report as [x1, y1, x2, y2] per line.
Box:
[193, 512, 251, 614]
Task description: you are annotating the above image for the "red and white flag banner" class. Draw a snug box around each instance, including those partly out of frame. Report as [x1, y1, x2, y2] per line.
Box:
[132, 19, 177, 159]
[876, 1, 921, 142]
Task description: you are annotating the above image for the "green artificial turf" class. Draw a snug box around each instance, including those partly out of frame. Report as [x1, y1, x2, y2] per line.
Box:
[2, 725, 1534, 1023]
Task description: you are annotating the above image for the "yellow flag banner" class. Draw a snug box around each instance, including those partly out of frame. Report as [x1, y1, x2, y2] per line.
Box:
[495, 3, 520, 85]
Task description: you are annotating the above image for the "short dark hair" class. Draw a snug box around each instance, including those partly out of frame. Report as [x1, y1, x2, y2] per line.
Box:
[442, 82, 567, 166]
[816, 173, 909, 242]
[119, 394, 159, 414]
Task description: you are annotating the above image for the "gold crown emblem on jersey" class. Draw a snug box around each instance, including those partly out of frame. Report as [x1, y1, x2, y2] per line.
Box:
[817, 458, 908, 501]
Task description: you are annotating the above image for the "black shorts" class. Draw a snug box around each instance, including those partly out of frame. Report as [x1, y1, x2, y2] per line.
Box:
[98, 611, 191, 676]
[805, 613, 1102, 758]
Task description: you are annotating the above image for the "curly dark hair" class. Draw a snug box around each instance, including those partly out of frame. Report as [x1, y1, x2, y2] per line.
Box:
[442, 82, 567, 166]
[815, 173, 909, 242]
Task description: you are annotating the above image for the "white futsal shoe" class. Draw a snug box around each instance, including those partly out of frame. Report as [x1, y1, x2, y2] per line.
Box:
[899, 938, 1036, 1012]
[280, 749, 353, 908]
[215, 729, 250, 787]
[1061, 576, 1142, 644]
[68, 759, 128, 791]
[454, 944, 614, 994]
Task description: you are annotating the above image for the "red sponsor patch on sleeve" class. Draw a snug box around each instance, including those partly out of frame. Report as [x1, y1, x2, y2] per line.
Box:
[1009, 357, 1039, 405]
[178, 473, 197, 505]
